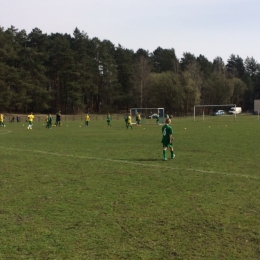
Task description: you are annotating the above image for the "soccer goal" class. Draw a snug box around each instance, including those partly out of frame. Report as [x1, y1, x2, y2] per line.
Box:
[129, 108, 165, 125]
[194, 104, 237, 121]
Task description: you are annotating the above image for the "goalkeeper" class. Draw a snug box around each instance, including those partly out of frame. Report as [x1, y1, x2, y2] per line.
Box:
[161, 118, 175, 160]
[124, 114, 128, 128]
[156, 114, 160, 125]
[55, 111, 61, 126]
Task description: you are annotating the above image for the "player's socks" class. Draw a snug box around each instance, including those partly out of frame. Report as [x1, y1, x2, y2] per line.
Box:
[163, 150, 167, 160]
[171, 151, 175, 158]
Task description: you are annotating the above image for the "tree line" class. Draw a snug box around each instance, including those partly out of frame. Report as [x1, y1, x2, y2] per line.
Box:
[0, 25, 260, 115]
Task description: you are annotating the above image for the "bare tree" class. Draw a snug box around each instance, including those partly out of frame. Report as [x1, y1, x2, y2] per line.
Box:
[133, 56, 151, 107]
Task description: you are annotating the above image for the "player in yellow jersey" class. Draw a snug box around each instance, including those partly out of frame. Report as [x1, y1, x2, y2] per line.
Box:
[126, 114, 132, 130]
[27, 112, 34, 130]
[136, 112, 141, 126]
[85, 114, 90, 127]
[0, 114, 5, 127]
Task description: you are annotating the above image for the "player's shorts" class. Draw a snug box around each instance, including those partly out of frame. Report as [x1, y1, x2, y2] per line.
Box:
[29, 121, 33, 125]
[162, 142, 172, 148]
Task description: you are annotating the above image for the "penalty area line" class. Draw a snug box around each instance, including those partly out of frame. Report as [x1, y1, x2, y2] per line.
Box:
[0, 146, 258, 180]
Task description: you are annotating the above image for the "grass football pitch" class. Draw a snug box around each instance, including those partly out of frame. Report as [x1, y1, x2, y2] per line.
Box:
[0, 115, 260, 259]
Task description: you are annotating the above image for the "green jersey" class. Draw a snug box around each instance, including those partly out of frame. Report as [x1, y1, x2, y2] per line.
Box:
[161, 124, 173, 144]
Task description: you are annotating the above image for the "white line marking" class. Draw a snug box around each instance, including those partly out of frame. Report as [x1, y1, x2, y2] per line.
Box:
[0, 130, 12, 135]
[0, 146, 258, 180]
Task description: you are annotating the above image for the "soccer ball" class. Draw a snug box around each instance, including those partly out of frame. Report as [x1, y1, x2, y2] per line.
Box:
[169, 115, 173, 119]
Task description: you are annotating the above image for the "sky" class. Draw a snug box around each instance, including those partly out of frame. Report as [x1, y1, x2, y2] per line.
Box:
[1, 0, 260, 63]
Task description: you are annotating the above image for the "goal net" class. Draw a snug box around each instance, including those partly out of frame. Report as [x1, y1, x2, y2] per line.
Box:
[129, 108, 165, 125]
[194, 104, 237, 121]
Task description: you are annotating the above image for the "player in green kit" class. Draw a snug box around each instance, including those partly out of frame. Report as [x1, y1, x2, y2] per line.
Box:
[46, 114, 52, 129]
[107, 113, 111, 126]
[161, 118, 175, 160]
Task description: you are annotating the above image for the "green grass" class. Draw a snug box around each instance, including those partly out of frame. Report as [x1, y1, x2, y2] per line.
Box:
[0, 115, 260, 259]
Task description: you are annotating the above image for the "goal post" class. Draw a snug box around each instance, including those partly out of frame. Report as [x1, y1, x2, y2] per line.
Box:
[129, 108, 165, 125]
[194, 104, 237, 121]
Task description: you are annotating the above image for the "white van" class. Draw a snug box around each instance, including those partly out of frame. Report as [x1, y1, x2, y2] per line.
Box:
[228, 107, 242, 114]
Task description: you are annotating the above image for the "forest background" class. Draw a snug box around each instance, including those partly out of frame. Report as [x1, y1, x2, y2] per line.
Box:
[0, 26, 260, 115]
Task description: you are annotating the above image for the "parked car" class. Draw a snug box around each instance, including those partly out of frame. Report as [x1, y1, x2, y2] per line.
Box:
[228, 107, 242, 114]
[147, 113, 159, 119]
[213, 110, 225, 116]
